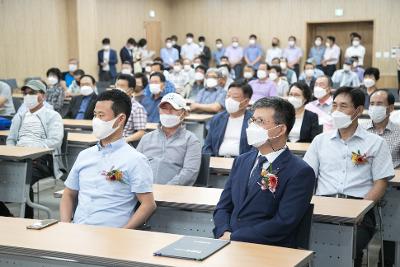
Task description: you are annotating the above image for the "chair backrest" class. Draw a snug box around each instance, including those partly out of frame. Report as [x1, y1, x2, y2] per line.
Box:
[0, 79, 18, 90]
[24, 77, 41, 84]
[194, 153, 211, 187]
[295, 203, 314, 250]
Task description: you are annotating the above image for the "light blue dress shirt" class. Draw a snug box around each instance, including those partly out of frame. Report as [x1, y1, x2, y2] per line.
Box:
[304, 125, 394, 198]
[195, 86, 226, 108]
[244, 45, 263, 69]
[65, 138, 153, 228]
[160, 47, 179, 68]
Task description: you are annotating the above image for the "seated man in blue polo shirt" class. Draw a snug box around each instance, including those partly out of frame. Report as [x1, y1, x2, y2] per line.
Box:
[203, 82, 253, 157]
[60, 89, 156, 228]
[190, 68, 227, 114]
[141, 72, 173, 123]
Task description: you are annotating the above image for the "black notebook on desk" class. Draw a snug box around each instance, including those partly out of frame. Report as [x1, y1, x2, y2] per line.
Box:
[154, 236, 230, 261]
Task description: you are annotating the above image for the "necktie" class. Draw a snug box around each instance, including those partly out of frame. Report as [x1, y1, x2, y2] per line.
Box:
[248, 155, 268, 190]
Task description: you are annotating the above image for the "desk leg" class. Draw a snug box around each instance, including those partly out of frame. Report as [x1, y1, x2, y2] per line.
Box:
[382, 186, 400, 266]
[23, 159, 52, 219]
[310, 222, 354, 267]
[148, 207, 214, 238]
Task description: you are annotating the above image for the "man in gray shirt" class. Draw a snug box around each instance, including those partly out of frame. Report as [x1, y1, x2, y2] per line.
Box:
[0, 81, 15, 115]
[137, 93, 201, 185]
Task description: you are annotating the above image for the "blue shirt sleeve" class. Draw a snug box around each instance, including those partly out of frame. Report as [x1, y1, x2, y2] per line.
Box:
[130, 153, 154, 193]
[216, 90, 227, 107]
[64, 153, 82, 191]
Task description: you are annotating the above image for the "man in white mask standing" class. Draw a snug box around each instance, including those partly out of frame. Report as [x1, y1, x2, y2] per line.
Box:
[137, 93, 201, 185]
[203, 82, 253, 157]
[304, 86, 395, 267]
[213, 96, 315, 247]
[365, 90, 400, 169]
[7, 80, 64, 218]
[61, 89, 156, 229]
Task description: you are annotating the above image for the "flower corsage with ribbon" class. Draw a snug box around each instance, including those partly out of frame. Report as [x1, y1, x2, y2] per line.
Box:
[101, 166, 127, 184]
[351, 150, 373, 166]
[257, 164, 279, 194]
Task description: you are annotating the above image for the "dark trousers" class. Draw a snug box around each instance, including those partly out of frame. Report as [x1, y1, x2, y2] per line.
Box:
[233, 64, 243, 81]
[324, 64, 336, 77]
[99, 71, 112, 82]
[354, 208, 376, 267]
[291, 64, 300, 78]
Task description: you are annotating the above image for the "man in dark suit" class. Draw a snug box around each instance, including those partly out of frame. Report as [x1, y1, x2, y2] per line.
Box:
[198, 36, 211, 68]
[120, 38, 136, 67]
[98, 38, 118, 82]
[213, 97, 315, 248]
[64, 75, 97, 120]
[203, 82, 253, 157]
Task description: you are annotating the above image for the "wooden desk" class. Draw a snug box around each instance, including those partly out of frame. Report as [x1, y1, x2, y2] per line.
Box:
[390, 169, 400, 186]
[0, 145, 53, 161]
[63, 119, 92, 130]
[0, 217, 313, 267]
[209, 157, 233, 174]
[288, 142, 310, 155]
[0, 146, 53, 218]
[67, 132, 97, 145]
[186, 113, 213, 122]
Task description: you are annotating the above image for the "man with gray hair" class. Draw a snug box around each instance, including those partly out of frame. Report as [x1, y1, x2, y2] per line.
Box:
[218, 65, 234, 91]
[190, 68, 227, 113]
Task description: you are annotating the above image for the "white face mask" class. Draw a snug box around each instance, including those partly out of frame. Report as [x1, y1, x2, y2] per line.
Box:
[313, 86, 327, 99]
[145, 66, 152, 73]
[186, 38, 193, 44]
[249, 39, 256, 45]
[166, 42, 173, 48]
[92, 116, 120, 140]
[69, 64, 77, 72]
[173, 65, 182, 72]
[216, 43, 223, 49]
[183, 65, 192, 71]
[368, 106, 387, 123]
[121, 68, 132, 75]
[103, 45, 110, 50]
[257, 70, 267, 79]
[305, 69, 314, 77]
[194, 72, 205, 81]
[315, 39, 322, 46]
[325, 42, 331, 48]
[47, 76, 58, 86]
[243, 71, 253, 79]
[343, 65, 351, 72]
[280, 62, 287, 70]
[193, 63, 200, 69]
[363, 78, 375, 88]
[288, 96, 304, 109]
[288, 40, 295, 47]
[160, 114, 181, 128]
[246, 123, 281, 148]
[232, 42, 239, 48]
[171, 40, 176, 45]
[353, 62, 358, 68]
[206, 78, 218, 88]
[331, 110, 357, 129]
[268, 72, 278, 81]
[352, 40, 360, 47]
[149, 83, 161, 95]
[225, 98, 241, 114]
[24, 94, 39, 110]
[80, 86, 94, 96]
[199, 42, 205, 47]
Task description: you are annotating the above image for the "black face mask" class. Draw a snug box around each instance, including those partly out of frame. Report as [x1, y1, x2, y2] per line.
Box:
[272, 43, 278, 47]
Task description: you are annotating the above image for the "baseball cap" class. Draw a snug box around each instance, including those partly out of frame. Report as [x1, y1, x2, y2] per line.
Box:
[159, 93, 188, 111]
[21, 80, 47, 93]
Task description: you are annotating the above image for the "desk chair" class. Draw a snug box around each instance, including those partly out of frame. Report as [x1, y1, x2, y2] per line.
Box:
[96, 81, 112, 94]
[0, 79, 18, 91]
[12, 96, 23, 112]
[193, 154, 211, 187]
[295, 203, 314, 250]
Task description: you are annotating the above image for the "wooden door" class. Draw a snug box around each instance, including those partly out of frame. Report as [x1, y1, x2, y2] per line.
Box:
[144, 21, 161, 57]
[306, 21, 374, 68]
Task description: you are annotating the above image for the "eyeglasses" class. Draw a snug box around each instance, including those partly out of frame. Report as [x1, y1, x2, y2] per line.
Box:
[248, 117, 276, 127]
